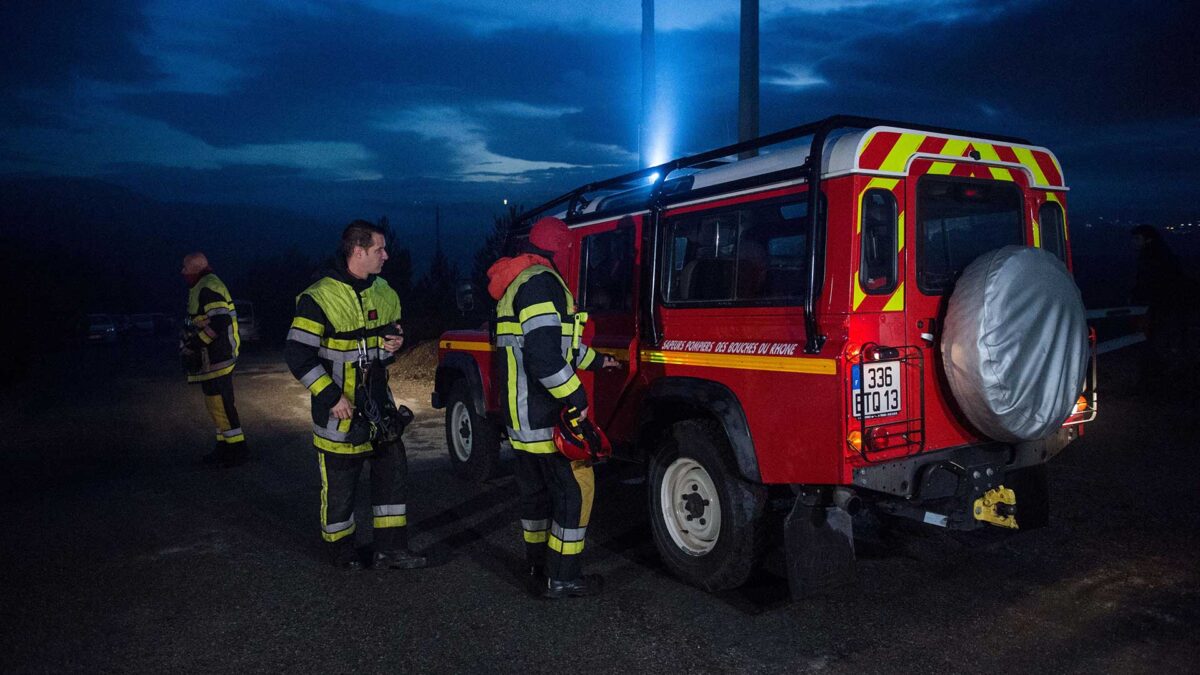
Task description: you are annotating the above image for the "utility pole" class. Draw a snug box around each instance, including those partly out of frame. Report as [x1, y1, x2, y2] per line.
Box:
[738, 0, 759, 158]
[640, 0, 656, 168]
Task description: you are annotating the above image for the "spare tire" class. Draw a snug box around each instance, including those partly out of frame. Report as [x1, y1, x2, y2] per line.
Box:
[941, 246, 1088, 442]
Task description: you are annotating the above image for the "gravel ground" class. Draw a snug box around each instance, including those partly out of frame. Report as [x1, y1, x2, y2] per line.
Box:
[0, 338, 1196, 673]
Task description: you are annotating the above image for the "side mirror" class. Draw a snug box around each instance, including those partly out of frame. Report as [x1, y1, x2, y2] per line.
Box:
[455, 280, 476, 314]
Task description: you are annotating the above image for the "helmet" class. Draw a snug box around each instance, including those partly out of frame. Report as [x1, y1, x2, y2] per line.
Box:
[553, 408, 612, 463]
[529, 217, 573, 255]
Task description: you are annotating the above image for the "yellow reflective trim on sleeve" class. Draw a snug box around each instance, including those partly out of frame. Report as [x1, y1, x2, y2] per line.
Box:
[547, 535, 585, 555]
[518, 301, 559, 323]
[523, 530, 549, 544]
[510, 438, 557, 454]
[198, 330, 214, 344]
[308, 374, 334, 396]
[373, 515, 407, 529]
[291, 316, 325, 336]
[547, 373, 581, 399]
[578, 348, 596, 370]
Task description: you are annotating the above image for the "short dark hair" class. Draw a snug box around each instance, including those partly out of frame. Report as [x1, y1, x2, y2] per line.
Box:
[341, 219, 386, 260]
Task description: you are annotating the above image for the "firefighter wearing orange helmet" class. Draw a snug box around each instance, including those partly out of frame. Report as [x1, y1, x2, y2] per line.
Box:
[486, 216, 619, 598]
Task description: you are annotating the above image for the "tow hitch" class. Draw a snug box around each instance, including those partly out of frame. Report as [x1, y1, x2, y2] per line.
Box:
[973, 486, 1018, 529]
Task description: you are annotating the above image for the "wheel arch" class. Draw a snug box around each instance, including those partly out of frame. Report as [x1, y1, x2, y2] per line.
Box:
[435, 352, 487, 417]
[637, 377, 761, 483]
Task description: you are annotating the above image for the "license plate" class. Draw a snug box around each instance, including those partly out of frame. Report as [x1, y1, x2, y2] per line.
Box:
[851, 361, 901, 419]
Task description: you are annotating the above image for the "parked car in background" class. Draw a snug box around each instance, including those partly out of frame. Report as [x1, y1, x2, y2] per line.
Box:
[131, 314, 157, 334]
[234, 300, 258, 342]
[86, 314, 118, 343]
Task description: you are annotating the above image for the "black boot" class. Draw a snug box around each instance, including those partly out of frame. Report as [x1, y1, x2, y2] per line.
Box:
[371, 548, 428, 570]
[543, 574, 604, 599]
[329, 542, 364, 571]
[222, 441, 248, 468]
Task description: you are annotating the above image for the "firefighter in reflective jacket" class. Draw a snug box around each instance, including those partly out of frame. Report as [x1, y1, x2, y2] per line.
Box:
[487, 216, 619, 598]
[284, 220, 426, 571]
[181, 252, 246, 467]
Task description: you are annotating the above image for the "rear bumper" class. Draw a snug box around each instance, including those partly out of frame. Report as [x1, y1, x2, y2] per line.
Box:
[850, 425, 1078, 499]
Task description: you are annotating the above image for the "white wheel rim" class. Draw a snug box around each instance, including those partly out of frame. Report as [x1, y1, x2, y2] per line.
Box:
[450, 401, 473, 462]
[659, 457, 721, 555]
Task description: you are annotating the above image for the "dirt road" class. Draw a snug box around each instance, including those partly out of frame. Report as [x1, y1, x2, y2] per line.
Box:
[1, 339, 1197, 673]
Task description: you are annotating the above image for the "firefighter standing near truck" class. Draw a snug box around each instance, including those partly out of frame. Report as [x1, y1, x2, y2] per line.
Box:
[487, 216, 619, 598]
[181, 252, 247, 467]
[284, 220, 426, 571]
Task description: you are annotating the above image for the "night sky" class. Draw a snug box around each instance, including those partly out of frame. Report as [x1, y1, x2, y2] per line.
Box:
[1, 0, 1197, 231]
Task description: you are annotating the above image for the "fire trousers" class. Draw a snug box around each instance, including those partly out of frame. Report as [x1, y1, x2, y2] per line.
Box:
[515, 450, 595, 581]
[200, 374, 245, 447]
[317, 439, 410, 558]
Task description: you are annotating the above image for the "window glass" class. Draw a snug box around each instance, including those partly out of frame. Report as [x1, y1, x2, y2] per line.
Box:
[916, 177, 1024, 294]
[1039, 202, 1066, 261]
[580, 226, 635, 311]
[664, 197, 810, 304]
[860, 189, 898, 294]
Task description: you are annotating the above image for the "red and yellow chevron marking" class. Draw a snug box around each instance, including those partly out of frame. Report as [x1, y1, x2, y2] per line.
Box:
[858, 130, 1065, 188]
[852, 177, 905, 313]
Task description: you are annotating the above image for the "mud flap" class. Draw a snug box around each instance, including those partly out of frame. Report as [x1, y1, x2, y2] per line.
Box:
[783, 500, 856, 599]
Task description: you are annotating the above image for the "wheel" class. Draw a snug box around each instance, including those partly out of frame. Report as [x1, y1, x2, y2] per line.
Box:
[444, 380, 501, 482]
[647, 419, 767, 591]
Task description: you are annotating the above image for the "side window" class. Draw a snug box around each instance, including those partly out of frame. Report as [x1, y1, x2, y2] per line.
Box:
[1039, 202, 1066, 261]
[664, 197, 810, 305]
[580, 226, 635, 311]
[860, 189, 898, 294]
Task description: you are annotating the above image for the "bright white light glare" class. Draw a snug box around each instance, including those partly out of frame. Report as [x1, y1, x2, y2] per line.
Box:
[647, 172, 660, 184]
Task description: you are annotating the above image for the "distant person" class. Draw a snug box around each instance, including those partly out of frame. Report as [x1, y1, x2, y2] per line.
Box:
[284, 220, 426, 571]
[487, 216, 619, 598]
[180, 252, 247, 467]
[1130, 224, 1194, 384]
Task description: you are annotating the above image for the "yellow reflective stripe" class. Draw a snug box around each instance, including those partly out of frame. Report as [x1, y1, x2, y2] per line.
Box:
[1012, 146, 1049, 186]
[547, 535, 585, 555]
[308, 374, 334, 396]
[505, 348, 520, 432]
[496, 322, 523, 335]
[640, 350, 837, 375]
[578, 348, 596, 370]
[373, 515, 407, 529]
[511, 438, 557, 453]
[440, 340, 493, 351]
[518, 301, 558, 323]
[926, 161, 956, 175]
[203, 301, 233, 313]
[523, 530, 549, 543]
[883, 282, 905, 312]
[291, 316, 324, 336]
[941, 138, 970, 158]
[187, 363, 236, 382]
[546, 373, 581, 399]
[313, 436, 374, 454]
[897, 210, 905, 254]
[322, 336, 380, 350]
[198, 330, 214, 344]
[572, 461, 594, 528]
[879, 133, 925, 173]
[853, 277, 867, 311]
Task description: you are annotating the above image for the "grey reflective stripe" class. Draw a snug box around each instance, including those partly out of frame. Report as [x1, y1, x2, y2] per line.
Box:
[287, 328, 321, 347]
[314, 423, 350, 441]
[372, 504, 406, 517]
[561, 337, 573, 359]
[323, 515, 355, 534]
[551, 521, 587, 542]
[300, 365, 326, 388]
[206, 307, 234, 317]
[203, 358, 236, 374]
[575, 346, 591, 367]
[221, 427, 243, 438]
[513, 346, 531, 431]
[538, 363, 575, 389]
[507, 426, 554, 442]
[521, 518, 549, 532]
[521, 314, 560, 333]
[318, 347, 359, 363]
[496, 335, 524, 348]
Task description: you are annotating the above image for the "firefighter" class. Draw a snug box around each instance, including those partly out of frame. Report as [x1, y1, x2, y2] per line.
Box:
[284, 220, 426, 571]
[181, 252, 247, 467]
[486, 216, 620, 598]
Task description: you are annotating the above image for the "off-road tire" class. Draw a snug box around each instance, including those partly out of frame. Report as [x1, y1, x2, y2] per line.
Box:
[444, 381, 501, 482]
[647, 419, 768, 591]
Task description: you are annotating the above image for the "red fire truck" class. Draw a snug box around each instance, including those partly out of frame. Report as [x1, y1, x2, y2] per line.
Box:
[433, 115, 1095, 596]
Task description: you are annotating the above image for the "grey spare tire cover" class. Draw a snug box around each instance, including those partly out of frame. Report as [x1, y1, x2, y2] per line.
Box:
[941, 246, 1088, 443]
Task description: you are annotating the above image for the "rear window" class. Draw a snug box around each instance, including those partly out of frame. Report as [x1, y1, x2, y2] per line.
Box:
[916, 177, 1024, 294]
[1039, 201, 1067, 262]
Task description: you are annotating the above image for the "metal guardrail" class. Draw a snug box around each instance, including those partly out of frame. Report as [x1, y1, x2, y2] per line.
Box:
[1087, 306, 1147, 355]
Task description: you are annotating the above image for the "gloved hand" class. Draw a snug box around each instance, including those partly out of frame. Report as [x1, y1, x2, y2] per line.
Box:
[562, 405, 603, 458]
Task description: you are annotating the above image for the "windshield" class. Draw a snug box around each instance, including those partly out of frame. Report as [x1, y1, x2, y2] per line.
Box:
[916, 176, 1024, 294]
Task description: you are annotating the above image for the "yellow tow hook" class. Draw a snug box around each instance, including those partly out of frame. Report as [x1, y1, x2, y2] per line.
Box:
[973, 486, 1018, 529]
